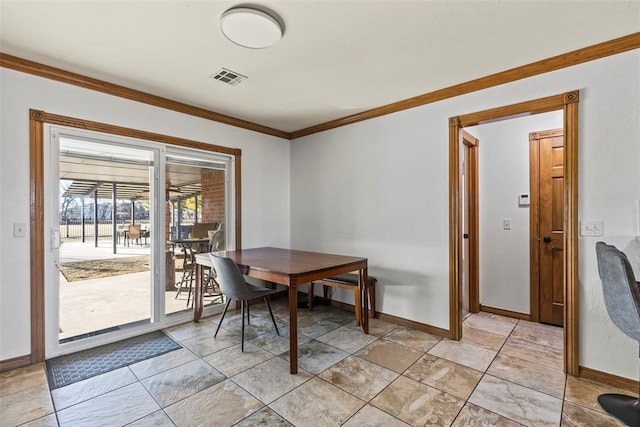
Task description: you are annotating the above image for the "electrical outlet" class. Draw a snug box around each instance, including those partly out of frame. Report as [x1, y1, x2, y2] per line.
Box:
[580, 220, 604, 237]
[503, 219, 512, 230]
[14, 223, 26, 237]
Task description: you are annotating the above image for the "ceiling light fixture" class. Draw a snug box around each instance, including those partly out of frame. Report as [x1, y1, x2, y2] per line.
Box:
[220, 7, 283, 49]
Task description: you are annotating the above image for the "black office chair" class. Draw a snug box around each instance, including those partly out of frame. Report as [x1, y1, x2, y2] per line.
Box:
[209, 254, 280, 351]
[595, 242, 640, 427]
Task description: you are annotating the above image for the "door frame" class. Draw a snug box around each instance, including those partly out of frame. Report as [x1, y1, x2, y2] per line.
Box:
[448, 90, 579, 374]
[529, 128, 564, 323]
[461, 130, 479, 313]
[29, 109, 243, 363]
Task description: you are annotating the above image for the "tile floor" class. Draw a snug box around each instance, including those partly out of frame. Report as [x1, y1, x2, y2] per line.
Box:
[0, 300, 633, 426]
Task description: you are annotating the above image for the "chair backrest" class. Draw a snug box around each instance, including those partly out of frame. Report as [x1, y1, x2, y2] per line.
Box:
[190, 222, 219, 238]
[595, 241, 640, 341]
[208, 229, 225, 252]
[129, 224, 141, 238]
[209, 254, 253, 300]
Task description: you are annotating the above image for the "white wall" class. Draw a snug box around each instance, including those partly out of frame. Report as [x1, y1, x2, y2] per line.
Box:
[291, 49, 640, 379]
[467, 112, 563, 314]
[0, 68, 291, 360]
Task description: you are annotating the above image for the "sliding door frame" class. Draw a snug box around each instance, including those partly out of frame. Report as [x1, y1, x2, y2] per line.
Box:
[29, 109, 242, 363]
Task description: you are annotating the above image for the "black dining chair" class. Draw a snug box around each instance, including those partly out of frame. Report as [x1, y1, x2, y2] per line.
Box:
[209, 254, 280, 351]
[595, 241, 640, 427]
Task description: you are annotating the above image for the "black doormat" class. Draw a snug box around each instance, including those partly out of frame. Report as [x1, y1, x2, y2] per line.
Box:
[46, 330, 181, 390]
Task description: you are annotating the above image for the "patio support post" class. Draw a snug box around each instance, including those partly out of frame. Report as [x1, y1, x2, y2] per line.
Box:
[81, 196, 86, 243]
[94, 189, 99, 248]
[177, 196, 182, 238]
[195, 195, 199, 223]
[131, 199, 135, 225]
[112, 183, 117, 254]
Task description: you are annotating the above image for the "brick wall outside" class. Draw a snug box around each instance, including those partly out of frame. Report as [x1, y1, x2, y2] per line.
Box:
[201, 170, 226, 224]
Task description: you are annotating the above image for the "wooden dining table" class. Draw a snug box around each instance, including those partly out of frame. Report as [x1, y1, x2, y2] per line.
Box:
[194, 247, 369, 374]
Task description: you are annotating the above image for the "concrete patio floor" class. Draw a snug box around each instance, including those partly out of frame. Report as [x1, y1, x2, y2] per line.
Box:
[58, 239, 222, 340]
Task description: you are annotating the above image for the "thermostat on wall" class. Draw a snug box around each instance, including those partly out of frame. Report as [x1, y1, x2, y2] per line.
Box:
[519, 194, 530, 207]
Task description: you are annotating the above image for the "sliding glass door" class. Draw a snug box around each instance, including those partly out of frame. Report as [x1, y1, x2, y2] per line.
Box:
[45, 127, 232, 358]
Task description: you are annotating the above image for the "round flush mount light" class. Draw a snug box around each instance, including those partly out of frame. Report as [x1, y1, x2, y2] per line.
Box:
[220, 7, 283, 49]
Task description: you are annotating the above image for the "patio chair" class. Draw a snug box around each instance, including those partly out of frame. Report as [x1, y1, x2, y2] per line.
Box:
[209, 254, 280, 351]
[126, 224, 142, 246]
[175, 245, 197, 306]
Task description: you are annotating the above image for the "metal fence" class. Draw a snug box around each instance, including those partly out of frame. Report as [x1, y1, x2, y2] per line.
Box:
[60, 219, 149, 239]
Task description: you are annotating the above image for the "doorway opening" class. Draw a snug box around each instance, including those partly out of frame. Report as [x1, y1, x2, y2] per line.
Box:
[448, 91, 580, 375]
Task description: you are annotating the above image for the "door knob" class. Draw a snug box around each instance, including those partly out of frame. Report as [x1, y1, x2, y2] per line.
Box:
[543, 236, 551, 243]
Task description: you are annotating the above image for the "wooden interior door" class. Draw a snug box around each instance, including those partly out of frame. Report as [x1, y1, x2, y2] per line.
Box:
[461, 130, 479, 314]
[531, 129, 564, 326]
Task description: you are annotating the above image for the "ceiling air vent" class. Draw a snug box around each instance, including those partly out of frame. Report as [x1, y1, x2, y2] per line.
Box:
[210, 68, 247, 86]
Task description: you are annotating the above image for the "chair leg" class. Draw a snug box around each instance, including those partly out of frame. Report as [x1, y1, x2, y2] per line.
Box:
[241, 300, 246, 352]
[215, 298, 232, 337]
[264, 296, 280, 336]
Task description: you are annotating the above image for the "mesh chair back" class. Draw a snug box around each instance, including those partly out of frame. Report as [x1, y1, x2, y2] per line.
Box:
[596, 242, 640, 341]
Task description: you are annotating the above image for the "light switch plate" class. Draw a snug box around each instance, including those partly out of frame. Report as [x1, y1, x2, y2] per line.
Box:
[580, 220, 604, 237]
[14, 223, 26, 237]
[503, 219, 512, 230]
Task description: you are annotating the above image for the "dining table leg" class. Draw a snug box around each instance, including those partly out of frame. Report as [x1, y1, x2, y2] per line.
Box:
[288, 284, 298, 374]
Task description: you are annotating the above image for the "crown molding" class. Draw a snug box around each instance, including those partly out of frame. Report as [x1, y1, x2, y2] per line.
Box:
[290, 33, 639, 139]
[2, 33, 638, 141]
[0, 53, 290, 140]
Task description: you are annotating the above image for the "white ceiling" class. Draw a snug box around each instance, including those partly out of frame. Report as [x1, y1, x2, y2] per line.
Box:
[1, 1, 638, 134]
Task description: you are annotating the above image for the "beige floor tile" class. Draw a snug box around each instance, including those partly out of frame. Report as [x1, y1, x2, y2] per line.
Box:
[235, 406, 293, 426]
[165, 379, 263, 427]
[404, 354, 483, 400]
[371, 375, 464, 426]
[468, 375, 562, 427]
[163, 317, 217, 342]
[52, 367, 137, 410]
[0, 363, 48, 398]
[0, 383, 54, 426]
[281, 340, 350, 374]
[345, 317, 400, 337]
[297, 316, 344, 338]
[231, 357, 312, 404]
[561, 401, 626, 426]
[382, 326, 442, 352]
[500, 337, 564, 371]
[140, 359, 225, 407]
[56, 382, 159, 427]
[511, 321, 563, 349]
[270, 377, 365, 426]
[487, 353, 566, 398]
[428, 339, 497, 372]
[564, 375, 637, 414]
[342, 404, 410, 427]
[204, 342, 274, 377]
[179, 327, 242, 357]
[355, 339, 423, 374]
[315, 326, 378, 353]
[129, 347, 199, 380]
[451, 403, 521, 427]
[249, 328, 313, 355]
[462, 323, 508, 351]
[19, 413, 59, 427]
[464, 312, 517, 337]
[126, 410, 175, 426]
[319, 355, 399, 401]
